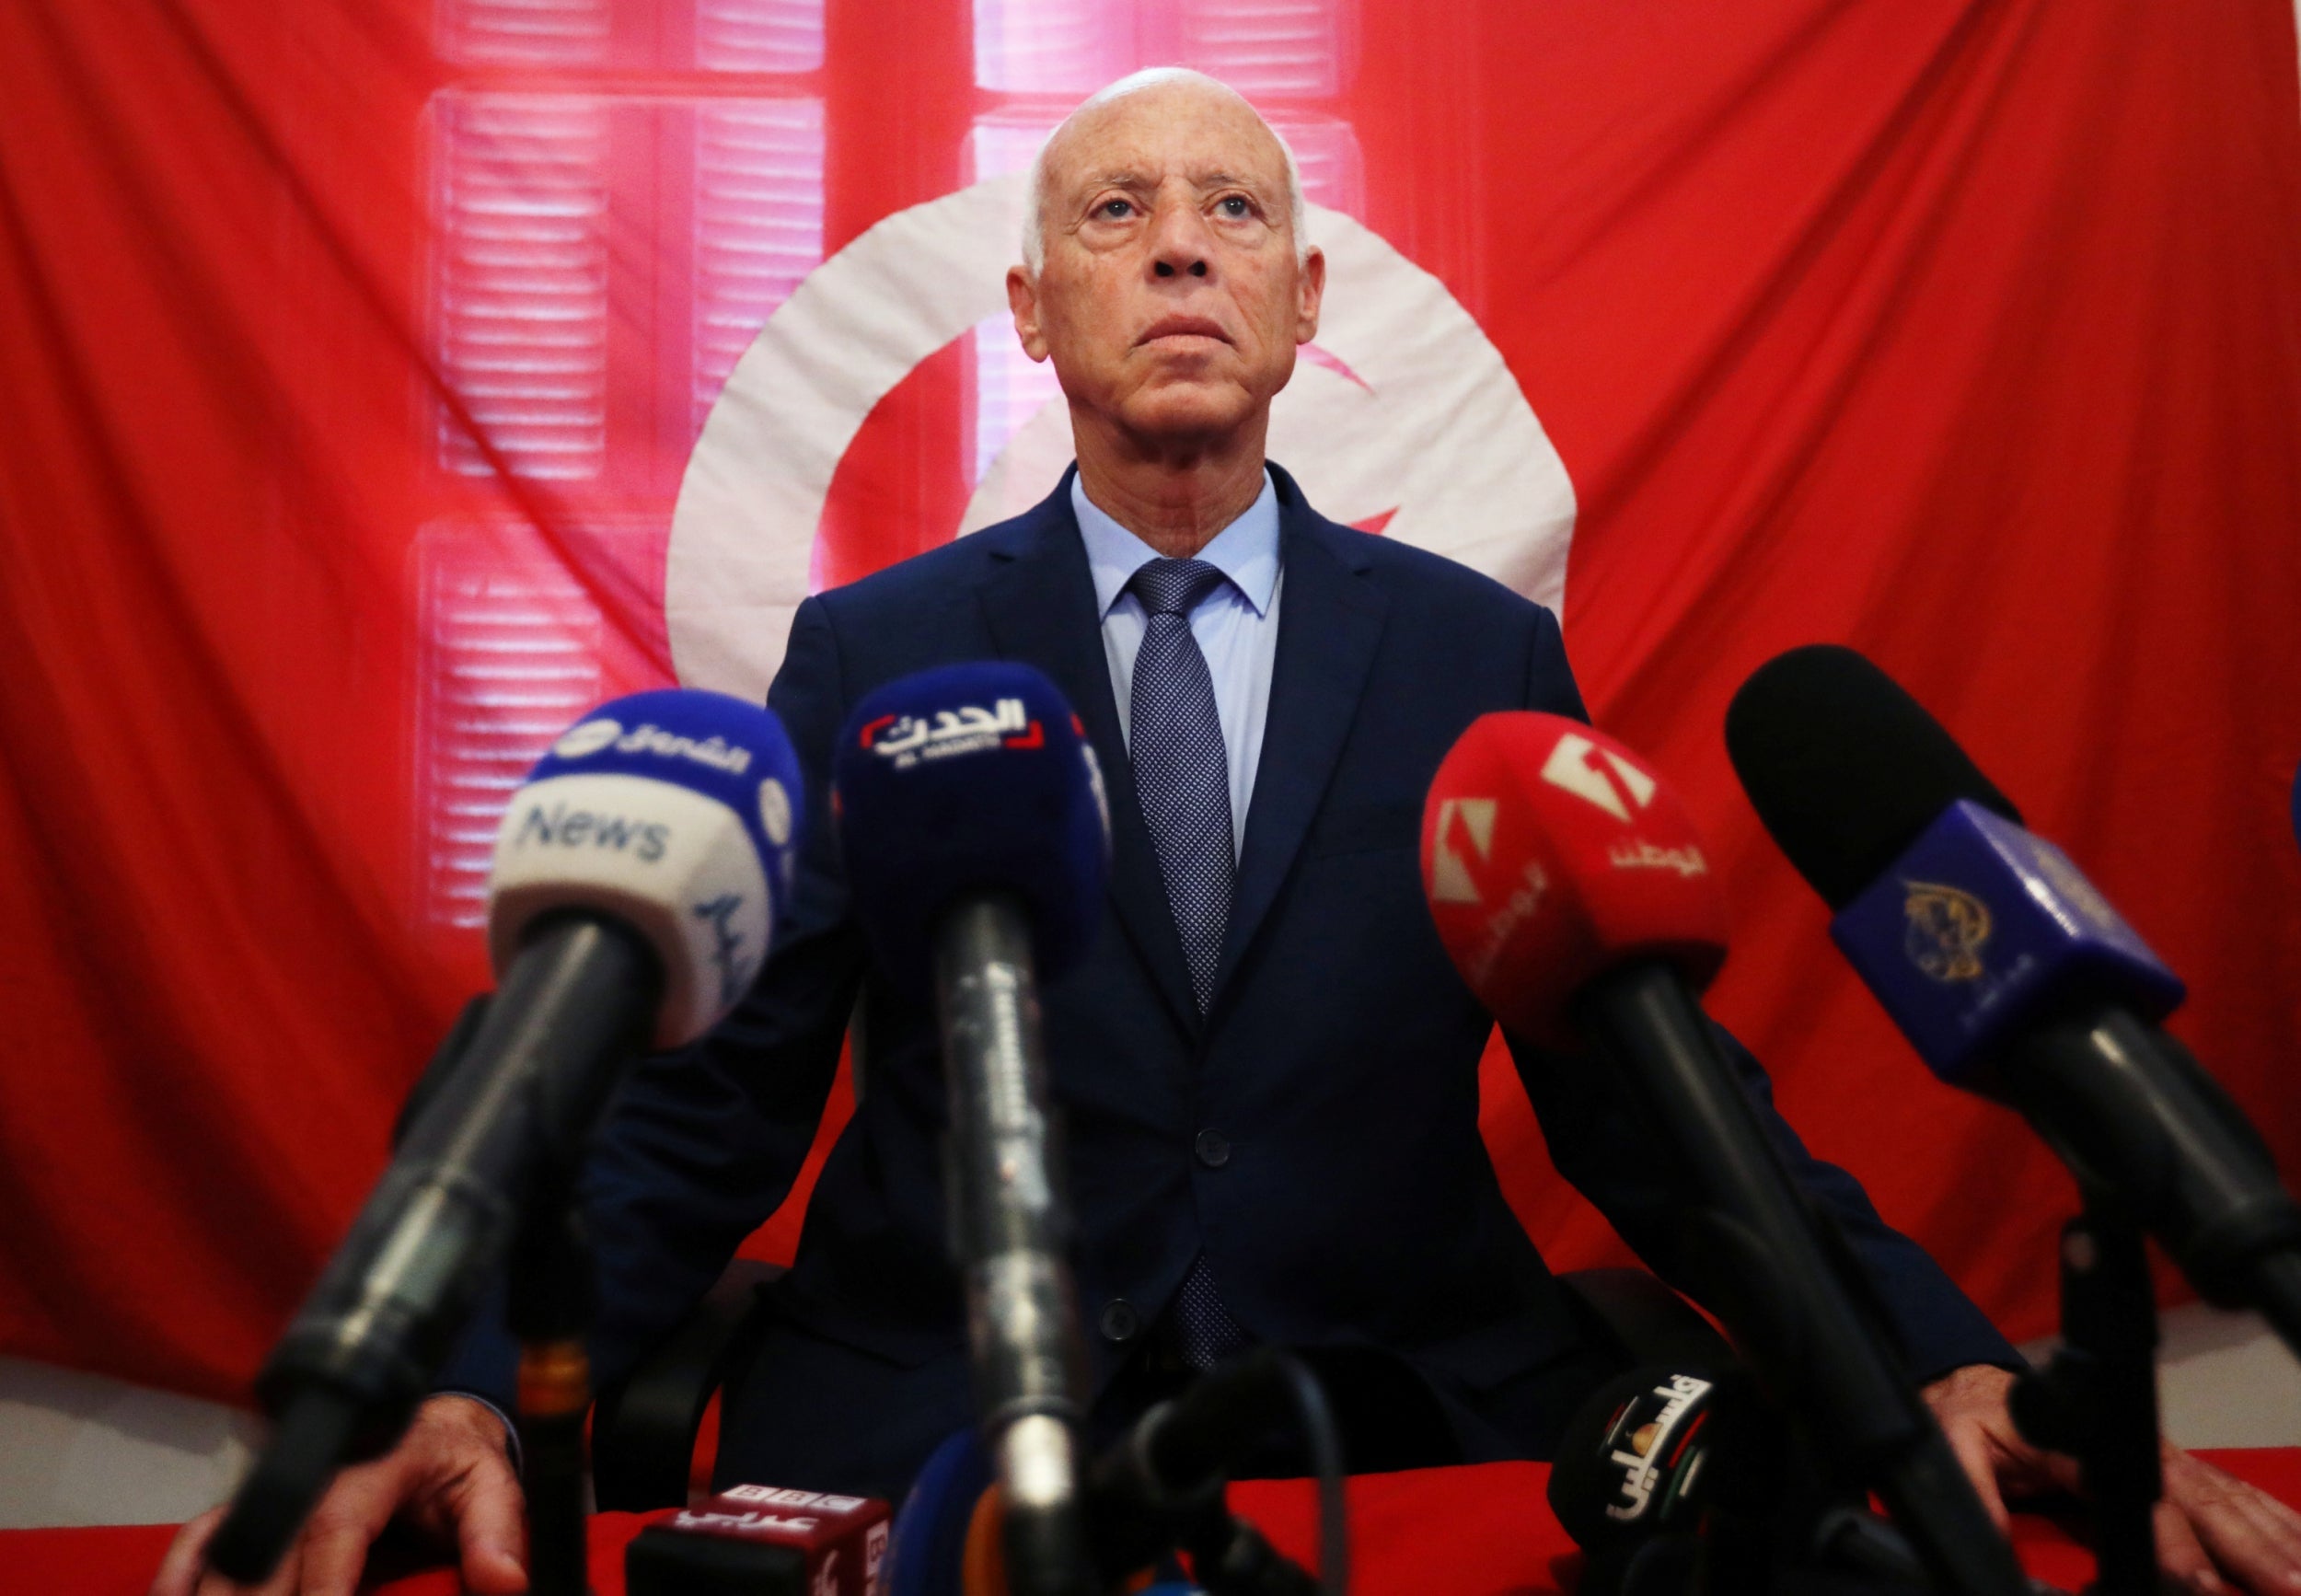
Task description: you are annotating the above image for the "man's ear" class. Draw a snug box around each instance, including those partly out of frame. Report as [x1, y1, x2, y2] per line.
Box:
[1007, 266, 1050, 363]
[1294, 245, 1326, 346]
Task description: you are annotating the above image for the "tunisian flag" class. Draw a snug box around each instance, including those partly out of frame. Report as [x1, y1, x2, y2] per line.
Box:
[2, 0, 2297, 1405]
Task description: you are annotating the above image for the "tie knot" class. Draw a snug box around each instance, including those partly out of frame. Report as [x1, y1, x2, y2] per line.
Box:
[1127, 558, 1229, 619]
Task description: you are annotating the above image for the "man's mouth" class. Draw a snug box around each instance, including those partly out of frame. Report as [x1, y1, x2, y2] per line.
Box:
[1135, 316, 1231, 347]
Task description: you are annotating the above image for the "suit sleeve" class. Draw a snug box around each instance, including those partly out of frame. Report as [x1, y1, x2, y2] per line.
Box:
[436, 596, 869, 1405]
[1504, 603, 2018, 1382]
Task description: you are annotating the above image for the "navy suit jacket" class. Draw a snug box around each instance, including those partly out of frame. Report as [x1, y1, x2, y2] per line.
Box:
[445, 464, 2013, 1497]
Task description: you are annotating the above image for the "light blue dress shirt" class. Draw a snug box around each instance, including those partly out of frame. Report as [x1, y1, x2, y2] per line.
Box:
[1071, 470, 1283, 860]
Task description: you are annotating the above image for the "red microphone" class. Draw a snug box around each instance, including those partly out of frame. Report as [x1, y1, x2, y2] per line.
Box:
[1416, 712, 2030, 1596]
[1420, 712, 1726, 1049]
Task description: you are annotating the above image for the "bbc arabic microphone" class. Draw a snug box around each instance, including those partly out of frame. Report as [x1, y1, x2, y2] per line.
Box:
[209, 689, 805, 1584]
[1724, 644, 2301, 1354]
[1419, 712, 2028, 1596]
[832, 663, 1111, 1596]
[625, 1482, 893, 1596]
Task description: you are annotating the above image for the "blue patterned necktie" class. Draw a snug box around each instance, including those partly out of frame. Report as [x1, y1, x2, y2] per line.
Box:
[1127, 557, 1251, 1369]
[1127, 558, 1235, 1011]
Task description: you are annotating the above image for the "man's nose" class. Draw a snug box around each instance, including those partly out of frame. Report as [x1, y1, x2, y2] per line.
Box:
[1147, 200, 1213, 280]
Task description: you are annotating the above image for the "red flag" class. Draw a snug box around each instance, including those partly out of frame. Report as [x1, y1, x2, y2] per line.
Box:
[1, 0, 2296, 1401]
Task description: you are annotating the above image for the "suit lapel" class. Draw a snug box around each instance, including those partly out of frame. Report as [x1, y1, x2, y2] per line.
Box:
[1215, 470, 1390, 998]
[976, 472, 1205, 1034]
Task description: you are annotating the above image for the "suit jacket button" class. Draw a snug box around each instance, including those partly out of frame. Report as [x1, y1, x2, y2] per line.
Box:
[1194, 1129, 1231, 1169]
[1099, 1299, 1140, 1344]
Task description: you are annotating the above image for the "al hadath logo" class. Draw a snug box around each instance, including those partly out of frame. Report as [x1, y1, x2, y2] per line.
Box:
[665, 171, 1578, 700]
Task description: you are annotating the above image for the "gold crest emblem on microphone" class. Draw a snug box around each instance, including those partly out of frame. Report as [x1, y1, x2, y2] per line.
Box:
[1902, 881, 1992, 981]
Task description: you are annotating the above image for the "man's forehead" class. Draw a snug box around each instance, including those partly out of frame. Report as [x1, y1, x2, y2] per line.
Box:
[1046, 91, 1287, 196]
[1066, 159, 1278, 196]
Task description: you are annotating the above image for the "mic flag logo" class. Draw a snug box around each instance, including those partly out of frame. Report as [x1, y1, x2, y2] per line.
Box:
[1428, 796, 1497, 904]
[1421, 712, 1727, 1047]
[553, 717, 623, 759]
[1603, 1372, 1713, 1522]
[1541, 732, 1658, 823]
[857, 697, 1042, 769]
[1902, 881, 1992, 981]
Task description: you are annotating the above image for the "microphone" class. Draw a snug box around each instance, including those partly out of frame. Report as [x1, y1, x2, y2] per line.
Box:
[876, 1350, 1341, 1596]
[1420, 711, 2029, 1596]
[1724, 645, 2301, 1352]
[209, 688, 805, 1584]
[1549, 1364, 2046, 1596]
[832, 663, 1110, 1596]
[1546, 1365, 1774, 1550]
[625, 1483, 892, 1596]
[1549, 1362, 1788, 1596]
[1085, 1347, 1344, 1596]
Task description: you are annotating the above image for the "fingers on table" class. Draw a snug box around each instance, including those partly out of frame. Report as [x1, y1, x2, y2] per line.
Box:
[1941, 1417, 2014, 1532]
[447, 1457, 529, 1594]
[2163, 1451, 2301, 1596]
[148, 1508, 223, 1596]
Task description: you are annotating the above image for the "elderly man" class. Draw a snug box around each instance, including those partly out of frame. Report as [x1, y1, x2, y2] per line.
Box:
[158, 67, 2301, 1596]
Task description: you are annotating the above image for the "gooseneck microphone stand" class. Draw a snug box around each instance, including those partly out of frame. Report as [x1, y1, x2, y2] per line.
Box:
[2008, 1194, 2163, 1596]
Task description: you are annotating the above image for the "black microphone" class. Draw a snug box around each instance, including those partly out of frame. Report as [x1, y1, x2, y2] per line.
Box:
[209, 690, 806, 1584]
[833, 663, 1112, 1596]
[1420, 711, 2030, 1596]
[1085, 1347, 1344, 1596]
[1725, 644, 2301, 1355]
[1549, 1365, 2059, 1596]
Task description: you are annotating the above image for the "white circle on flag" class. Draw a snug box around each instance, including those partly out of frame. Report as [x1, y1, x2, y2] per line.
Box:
[667, 171, 1578, 701]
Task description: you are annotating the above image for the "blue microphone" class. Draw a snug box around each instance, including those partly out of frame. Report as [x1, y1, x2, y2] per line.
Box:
[1725, 646, 2301, 1350]
[834, 664, 1109, 1596]
[834, 662, 1109, 995]
[490, 688, 805, 1044]
[1826, 797, 2184, 1086]
[878, 1428, 995, 1596]
[212, 689, 804, 1585]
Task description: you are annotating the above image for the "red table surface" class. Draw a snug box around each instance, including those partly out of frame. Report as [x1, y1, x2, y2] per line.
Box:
[14, 1450, 2299, 1595]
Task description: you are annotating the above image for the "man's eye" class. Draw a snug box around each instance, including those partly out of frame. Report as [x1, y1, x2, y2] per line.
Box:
[1219, 196, 1253, 218]
[1098, 199, 1134, 219]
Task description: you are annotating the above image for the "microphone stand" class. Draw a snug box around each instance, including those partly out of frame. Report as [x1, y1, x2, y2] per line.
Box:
[2008, 1197, 2162, 1596]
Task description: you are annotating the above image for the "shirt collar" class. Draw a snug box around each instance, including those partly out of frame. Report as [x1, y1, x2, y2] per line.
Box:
[1072, 467, 1281, 621]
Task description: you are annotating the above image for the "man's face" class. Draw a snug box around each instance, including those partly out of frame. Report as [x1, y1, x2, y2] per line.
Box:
[1009, 82, 1324, 453]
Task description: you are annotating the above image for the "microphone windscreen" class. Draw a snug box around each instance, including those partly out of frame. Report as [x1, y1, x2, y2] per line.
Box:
[1421, 712, 1728, 1049]
[1546, 1364, 1776, 1548]
[833, 663, 1111, 995]
[489, 688, 804, 1047]
[1723, 645, 2019, 911]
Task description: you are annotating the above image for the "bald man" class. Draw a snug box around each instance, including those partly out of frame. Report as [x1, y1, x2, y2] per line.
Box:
[157, 69, 2301, 1596]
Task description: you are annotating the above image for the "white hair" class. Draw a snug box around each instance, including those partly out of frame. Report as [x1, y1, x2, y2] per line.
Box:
[1019, 67, 1310, 275]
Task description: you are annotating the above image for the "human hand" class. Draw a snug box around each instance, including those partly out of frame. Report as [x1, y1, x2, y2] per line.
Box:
[149, 1394, 526, 1596]
[1924, 1361, 2301, 1595]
